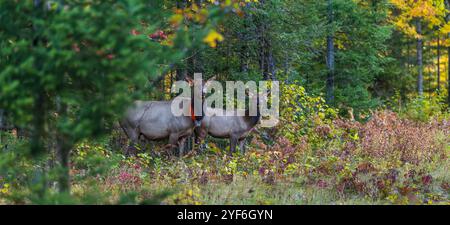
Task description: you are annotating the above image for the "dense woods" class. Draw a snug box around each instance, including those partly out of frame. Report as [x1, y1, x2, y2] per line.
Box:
[0, 0, 449, 205]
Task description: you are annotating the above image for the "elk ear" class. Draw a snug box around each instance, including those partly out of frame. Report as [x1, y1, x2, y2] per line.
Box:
[207, 75, 216, 82]
[185, 76, 194, 86]
[246, 90, 257, 99]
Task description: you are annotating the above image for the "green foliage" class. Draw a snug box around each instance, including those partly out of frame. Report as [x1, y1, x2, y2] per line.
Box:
[0, 0, 230, 194]
[199, 0, 393, 114]
[0, 0, 449, 205]
[327, 0, 392, 113]
[1, 106, 449, 205]
[277, 81, 337, 143]
[403, 96, 448, 122]
[0, 1, 222, 147]
[0, 1, 214, 146]
[388, 91, 450, 122]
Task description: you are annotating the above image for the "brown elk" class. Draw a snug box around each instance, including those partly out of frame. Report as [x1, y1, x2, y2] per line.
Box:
[120, 76, 213, 156]
[194, 92, 262, 154]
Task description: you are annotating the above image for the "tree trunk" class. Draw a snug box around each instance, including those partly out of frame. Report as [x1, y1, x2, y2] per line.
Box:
[426, 41, 431, 94]
[416, 20, 423, 96]
[406, 39, 411, 74]
[326, 0, 335, 104]
[0, 109, 4, 130]
[0, 109, 4, 148]
[174, 1, 189, 82]
[445, 0, 450, 105]
[448, 45, 450, 105]
[31, 92, 46, 156]
[239, 42, 249, 73]
[55, 98, 71, 193]
[267, 48, 276, 80]
[437, 36, 441, 91]
[284, 52, 290, 82]
[56, 136, 71, 193]
[238, 20, 249, 73]
[258, 22, 268, 80]
[255, 0, 275, 80]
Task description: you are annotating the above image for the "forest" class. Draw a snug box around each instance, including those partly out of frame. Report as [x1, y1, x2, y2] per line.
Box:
[0, 0, 449, 205]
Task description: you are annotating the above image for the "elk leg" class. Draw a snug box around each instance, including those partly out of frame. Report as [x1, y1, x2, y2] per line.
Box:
[194, 126, 206, 144]
[230, 136, 238, 154]
[199, 141, 204, 153]
[149, 141, 157, 157]
[195, 139, 206, 154]
[178, 136, 187, 157]
[194, 128, 201, 145]
[238, 138, 246, 154]
[127, 140, 139, 156]
[168, 133, 179, 156]
[194, 127, 205, 153]
[121, 124, 139, 156]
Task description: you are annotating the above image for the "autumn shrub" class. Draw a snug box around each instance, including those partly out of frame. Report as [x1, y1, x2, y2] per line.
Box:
[276, 82, 337, 144]
[1, 84, 448, 204]
[356, 110, 448, 164]
[306, 110, 449, 201]
[388, 92, 450, 122]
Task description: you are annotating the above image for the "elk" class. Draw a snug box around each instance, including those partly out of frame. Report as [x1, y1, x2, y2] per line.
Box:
[194, 91, 263, 154]
[120, 76, 213, 156]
